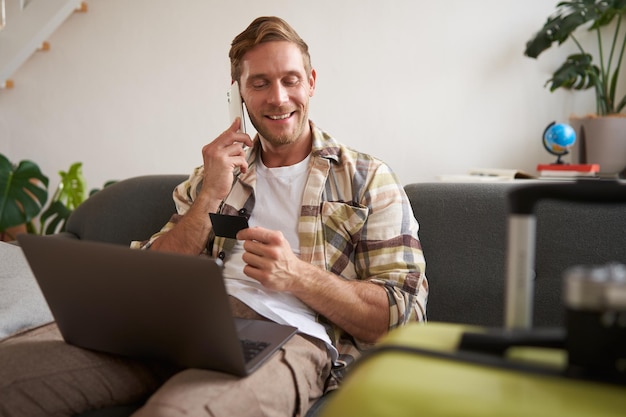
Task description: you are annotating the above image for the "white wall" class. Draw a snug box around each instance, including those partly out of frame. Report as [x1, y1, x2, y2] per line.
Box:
[0, 0, 601, 191]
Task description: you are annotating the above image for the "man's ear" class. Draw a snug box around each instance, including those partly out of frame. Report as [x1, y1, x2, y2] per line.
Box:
[309, 69, 317, 97]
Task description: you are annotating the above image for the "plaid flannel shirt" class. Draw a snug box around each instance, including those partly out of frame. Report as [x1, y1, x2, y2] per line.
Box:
[135, 122, 428, 388]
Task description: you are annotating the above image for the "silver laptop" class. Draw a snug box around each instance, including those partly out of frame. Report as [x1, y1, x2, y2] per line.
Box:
[17, 234, 298, 376]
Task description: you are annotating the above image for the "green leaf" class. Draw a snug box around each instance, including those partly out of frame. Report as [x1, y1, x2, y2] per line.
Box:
[547, 53, 600, 91]
[51, 162, 87, 210]
[39, 162, 88, 234]
[89, 179, 117, 197]
[39, 200, 72, 235]
[0, 155, 49, 232]
[525, 1, 599, 58]
[614, 92, 626, 112]
[589, 0, 626, 29]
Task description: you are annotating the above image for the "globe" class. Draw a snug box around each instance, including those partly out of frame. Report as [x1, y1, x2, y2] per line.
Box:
[542, 122, 576, 164]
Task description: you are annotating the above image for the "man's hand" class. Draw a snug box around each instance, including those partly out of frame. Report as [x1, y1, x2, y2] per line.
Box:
[236, 227, 390, 343]
[200, 118, 254, 203]
[238, 227, 302, 292]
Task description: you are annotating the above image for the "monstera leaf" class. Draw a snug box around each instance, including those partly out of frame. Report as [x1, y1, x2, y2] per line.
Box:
[40, 200, 73, 235]
[548, 53, 601, 91]
[0, 154, 49, 234]
[39, 162, 87, 235]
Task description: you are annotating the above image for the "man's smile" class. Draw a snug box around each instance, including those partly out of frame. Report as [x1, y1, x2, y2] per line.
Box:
[267, 112, 294, 120]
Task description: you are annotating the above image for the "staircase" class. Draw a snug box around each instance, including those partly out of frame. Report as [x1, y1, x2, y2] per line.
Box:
[0, 0, 86, 89]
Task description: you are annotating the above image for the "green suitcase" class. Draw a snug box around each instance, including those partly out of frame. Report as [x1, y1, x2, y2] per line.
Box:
[319, 322, 626, 417]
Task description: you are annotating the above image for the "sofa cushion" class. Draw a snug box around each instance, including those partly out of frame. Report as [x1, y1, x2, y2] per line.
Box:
[65, 175, 187, 246]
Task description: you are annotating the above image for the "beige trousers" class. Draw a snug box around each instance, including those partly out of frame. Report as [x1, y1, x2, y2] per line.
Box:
[0, 298, 332, 417]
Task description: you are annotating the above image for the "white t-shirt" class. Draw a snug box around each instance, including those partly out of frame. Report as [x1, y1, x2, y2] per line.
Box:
[222, 154, 338, 361]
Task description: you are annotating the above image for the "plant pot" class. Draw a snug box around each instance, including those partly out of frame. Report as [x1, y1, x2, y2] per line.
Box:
[569, 115, 626, 176]
[0, 224, 28, 242]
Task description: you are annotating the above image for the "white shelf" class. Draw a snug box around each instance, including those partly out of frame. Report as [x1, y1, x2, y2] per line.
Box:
[0, 0, 83, 86]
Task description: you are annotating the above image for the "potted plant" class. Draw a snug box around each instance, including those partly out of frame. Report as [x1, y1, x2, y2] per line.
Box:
[0, 155, 90, 241]
[525, 0, 626, 176]
[0, 154, 49, 241]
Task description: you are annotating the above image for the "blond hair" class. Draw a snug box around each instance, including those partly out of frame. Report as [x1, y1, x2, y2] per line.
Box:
[229, 16, 312, 82]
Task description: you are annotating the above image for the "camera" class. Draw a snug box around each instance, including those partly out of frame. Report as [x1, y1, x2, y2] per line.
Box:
[564, 263, 626, 383]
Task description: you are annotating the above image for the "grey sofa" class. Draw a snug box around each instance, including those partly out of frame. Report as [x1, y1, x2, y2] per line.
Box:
[67, 176, 626, 328]
[53, 175, 625, 416]
[405, 180, 626, 327]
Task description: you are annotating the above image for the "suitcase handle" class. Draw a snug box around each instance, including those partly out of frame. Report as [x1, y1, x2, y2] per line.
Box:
[505, 179, 626, 330]
[508, 179, 626, 214]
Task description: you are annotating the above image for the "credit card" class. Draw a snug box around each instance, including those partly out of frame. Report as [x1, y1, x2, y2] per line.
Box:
[209, 213, 249, 239]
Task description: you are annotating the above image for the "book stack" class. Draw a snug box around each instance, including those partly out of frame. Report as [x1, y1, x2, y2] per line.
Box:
[536, 163, 600, 179]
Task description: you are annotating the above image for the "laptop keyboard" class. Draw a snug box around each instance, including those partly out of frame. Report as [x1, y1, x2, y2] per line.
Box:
[240, 339, 270, 362]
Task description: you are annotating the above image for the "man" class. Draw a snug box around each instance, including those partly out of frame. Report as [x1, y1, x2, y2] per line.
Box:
[0, 16, 427, 417]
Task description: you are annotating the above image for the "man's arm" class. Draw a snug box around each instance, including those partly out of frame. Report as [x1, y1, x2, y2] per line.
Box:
[150, 118, 253, 255]
[292, 262, 390, 343]
[237, 227, 389, 343]
[149, 191, 219, 254]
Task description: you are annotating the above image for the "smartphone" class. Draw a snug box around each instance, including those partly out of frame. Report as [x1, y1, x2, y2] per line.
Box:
[227, 81, 247, 133]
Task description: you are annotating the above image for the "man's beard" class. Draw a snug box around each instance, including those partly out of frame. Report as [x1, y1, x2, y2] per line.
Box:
[249, 109, 309, 147]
